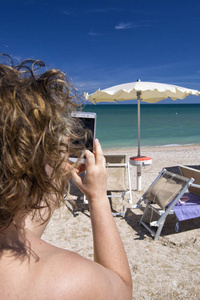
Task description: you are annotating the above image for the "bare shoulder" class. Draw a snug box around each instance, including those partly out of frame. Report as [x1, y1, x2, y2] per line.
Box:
[37, 247, 132, 300]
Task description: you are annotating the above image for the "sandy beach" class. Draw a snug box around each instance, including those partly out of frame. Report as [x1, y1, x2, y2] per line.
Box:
[42, 144, 200, 299]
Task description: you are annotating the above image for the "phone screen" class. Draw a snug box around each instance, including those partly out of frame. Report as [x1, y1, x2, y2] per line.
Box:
[69, 112, 96, 163]
[78, 117, 95, 152]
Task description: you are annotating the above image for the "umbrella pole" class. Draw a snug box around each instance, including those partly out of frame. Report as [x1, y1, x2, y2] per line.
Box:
[137, 92, 142, 190]
[137, 93, 141, 157]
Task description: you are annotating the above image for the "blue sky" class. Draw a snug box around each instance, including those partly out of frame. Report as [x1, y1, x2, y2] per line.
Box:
[1, 0, 200, 103]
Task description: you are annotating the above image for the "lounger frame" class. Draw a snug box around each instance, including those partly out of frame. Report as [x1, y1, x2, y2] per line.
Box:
[138, 169, 194, 240]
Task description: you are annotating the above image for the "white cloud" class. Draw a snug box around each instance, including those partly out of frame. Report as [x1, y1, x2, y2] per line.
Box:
[115, 20, 154, 30]
[88, 30, 104, 36]
[115, 22, 134, 30]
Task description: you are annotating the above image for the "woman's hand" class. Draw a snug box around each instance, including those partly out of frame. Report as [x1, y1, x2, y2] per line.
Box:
[71, 139, 107, 202]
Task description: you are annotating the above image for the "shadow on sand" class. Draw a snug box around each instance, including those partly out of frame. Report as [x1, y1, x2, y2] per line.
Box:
[125, 206, 200, 241]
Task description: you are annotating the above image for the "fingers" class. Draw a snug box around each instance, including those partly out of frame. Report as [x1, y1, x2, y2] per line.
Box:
[71, 139, 107, 201]
[84, 149, 95, 167]
[93, 139, 105, 166]
[94, 139, 102, 155]
[71, 168, 83, 186]
[77, 164, 86, 174]
[72, 140, 104, 176]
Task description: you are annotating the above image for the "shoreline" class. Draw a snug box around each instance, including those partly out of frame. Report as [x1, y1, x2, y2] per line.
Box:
[102, 143, 200, 152]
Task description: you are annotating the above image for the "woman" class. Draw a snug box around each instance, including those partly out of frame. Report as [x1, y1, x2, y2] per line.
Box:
[0, 56, 132, 299]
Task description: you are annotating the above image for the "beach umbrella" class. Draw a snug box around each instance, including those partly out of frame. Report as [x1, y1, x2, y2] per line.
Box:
[84, 80, 200, 190]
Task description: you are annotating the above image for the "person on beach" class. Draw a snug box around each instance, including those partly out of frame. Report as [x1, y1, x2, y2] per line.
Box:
[0, 56, 132, 299]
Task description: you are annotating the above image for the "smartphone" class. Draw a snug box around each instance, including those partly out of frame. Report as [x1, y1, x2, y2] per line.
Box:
[69, 111, 97, 163]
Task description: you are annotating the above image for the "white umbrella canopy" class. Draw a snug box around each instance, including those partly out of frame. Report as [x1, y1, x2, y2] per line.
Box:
[85, 80, 200, 103]
[85, 80, 200, 156]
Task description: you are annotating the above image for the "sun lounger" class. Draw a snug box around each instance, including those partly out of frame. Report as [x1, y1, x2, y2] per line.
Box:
[138, 168, 196, 240]
[83, 154, 132, 217]
[104, 154, 132, 217]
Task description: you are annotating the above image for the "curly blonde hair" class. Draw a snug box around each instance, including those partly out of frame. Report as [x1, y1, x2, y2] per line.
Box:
[0, 55, 86, 230]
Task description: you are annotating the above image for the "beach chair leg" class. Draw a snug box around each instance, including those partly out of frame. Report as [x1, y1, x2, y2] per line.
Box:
[154, 220, 165, 240]
[139, 200, 149, 224]
[132, 197, 143, 209]
[108, 194, 126, 218]
[83, 195, 88, 204]
[140, 203, 167, 240]
[122, 193, 125, 218]
[127, 162, 133, 204]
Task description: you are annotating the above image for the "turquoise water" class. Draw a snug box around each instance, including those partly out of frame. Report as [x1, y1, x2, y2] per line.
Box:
[83, 104, 200, 149]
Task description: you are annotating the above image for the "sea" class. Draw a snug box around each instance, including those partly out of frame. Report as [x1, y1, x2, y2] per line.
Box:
[82, 104, 200, 149]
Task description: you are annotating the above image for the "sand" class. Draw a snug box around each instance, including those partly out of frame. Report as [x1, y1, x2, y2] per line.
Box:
[42, 144, 200, 299]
